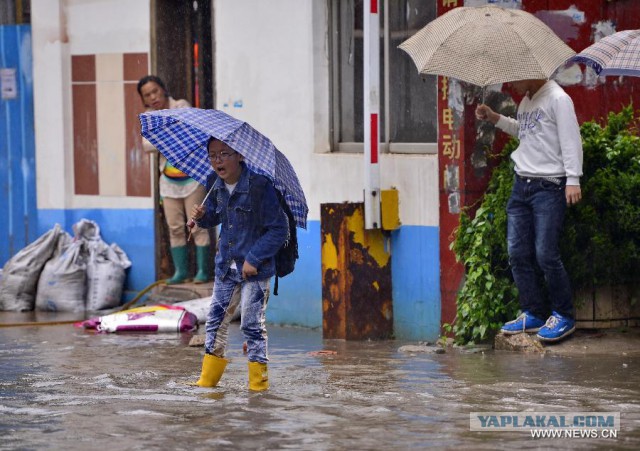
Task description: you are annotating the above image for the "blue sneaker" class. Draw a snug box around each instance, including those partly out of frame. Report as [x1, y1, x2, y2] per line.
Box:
[537, 312, 576, 342]
[501, 311, 545, 335]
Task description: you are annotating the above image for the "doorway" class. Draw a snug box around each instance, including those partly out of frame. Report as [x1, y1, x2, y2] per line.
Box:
[150, 0, 215, 281]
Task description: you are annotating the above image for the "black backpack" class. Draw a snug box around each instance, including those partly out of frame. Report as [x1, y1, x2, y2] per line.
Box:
[273, 189, 298, 295]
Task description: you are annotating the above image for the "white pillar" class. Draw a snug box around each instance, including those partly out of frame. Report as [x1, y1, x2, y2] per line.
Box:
[31, 0, 72, 210]
[363, 0, 381, 229]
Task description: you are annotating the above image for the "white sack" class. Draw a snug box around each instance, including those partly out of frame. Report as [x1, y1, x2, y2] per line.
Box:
[35, 240, 88, 312]
[86, 242, 131, 311]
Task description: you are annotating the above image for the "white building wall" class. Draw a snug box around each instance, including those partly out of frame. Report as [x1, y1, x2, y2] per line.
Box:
[214, 0, 439, 228]
[32, 0, 438, 225]
[66, 0, 150, 56]
[27, 0, 441, 337]
[32, 0, 151, 211]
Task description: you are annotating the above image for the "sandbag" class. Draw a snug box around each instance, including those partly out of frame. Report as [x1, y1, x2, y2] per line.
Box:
[71, 218, 130, 311]
[0, 224, 67, 311]
[73, 218, 101, 241]
[86, 242, 131, 311]
[81, 305, 198, 333]
[35, 240, 88, 312]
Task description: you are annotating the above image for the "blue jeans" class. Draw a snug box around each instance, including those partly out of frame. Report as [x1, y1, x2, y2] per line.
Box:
[507, 175, 573, 319]
[204, 269, 270, 363]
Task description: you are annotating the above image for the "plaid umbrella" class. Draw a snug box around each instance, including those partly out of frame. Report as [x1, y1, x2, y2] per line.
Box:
[571, 29, 640, 77]
[139, 108, 308, 229]
[399, 5, 575, 87]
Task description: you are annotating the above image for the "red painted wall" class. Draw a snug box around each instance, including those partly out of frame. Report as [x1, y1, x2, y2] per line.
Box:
[438, 0, 640, 333]
[437, 1, 466, 329]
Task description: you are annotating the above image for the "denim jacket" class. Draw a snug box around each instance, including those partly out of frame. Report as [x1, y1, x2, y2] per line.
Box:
[196, 163, 288, 281]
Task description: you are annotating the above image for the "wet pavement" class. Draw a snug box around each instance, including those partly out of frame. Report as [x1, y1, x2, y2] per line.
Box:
[1, 312, 639, 450]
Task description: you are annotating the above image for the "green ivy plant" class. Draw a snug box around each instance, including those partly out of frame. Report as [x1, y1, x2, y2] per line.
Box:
[447, 106, 640, 345]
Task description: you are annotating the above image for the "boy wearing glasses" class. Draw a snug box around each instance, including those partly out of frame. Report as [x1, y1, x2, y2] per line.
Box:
[189, 138, 288, 391]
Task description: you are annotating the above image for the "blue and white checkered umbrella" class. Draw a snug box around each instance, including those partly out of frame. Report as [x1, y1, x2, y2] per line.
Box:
[139, 108, 308, 229]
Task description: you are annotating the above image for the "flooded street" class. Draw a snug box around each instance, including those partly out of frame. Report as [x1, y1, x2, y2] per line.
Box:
[1, 313, 639, 450]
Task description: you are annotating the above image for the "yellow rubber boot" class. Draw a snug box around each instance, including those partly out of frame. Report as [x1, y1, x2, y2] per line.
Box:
[194, 354, 228, 387]
[248, 362, 269, 391]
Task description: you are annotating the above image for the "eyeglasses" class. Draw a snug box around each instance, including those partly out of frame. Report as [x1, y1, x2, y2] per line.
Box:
[208, 151, 237, 162]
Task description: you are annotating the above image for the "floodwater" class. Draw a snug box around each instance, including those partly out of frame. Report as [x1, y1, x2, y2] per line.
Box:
[1, 312, 639, 450]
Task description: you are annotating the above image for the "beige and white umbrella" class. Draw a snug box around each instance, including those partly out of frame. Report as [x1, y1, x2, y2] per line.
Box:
[399, 5, 575, 87]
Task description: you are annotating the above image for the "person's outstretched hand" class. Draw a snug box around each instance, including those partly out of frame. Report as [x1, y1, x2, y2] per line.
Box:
[475, 104, 500, 124]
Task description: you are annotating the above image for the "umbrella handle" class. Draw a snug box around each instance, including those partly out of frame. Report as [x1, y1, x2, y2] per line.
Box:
[186, 219, 195, 243]
[185, 183, 215, 241]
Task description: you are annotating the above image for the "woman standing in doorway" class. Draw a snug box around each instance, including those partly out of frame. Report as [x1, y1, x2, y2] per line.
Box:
[138, 75, 211, 284]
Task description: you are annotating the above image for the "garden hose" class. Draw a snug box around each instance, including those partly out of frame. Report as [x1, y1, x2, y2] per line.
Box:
[117, 279, 167, 311]
[0, 279, 168, 328]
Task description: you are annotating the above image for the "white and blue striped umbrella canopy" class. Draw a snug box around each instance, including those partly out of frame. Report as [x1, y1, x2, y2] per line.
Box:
[139, 108, 308, 229]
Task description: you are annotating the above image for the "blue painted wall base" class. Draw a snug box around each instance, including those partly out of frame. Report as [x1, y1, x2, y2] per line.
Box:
[267, 221, 322, 328]
[391, 225, 441, 341]
[34, 212, 441, 340]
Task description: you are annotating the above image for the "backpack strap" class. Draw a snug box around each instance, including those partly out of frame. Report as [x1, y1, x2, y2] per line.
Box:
[274, 275, 279, 296]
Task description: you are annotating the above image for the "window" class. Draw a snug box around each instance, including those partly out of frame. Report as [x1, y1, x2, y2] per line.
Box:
[330, 0, 438, 153]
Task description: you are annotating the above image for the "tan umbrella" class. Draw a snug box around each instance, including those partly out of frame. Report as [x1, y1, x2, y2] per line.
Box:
[399, 5, 575, 87]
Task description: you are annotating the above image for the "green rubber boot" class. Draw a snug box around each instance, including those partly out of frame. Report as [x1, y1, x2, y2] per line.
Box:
[194, 245, 211, 284]
[166, 245, 189, 285]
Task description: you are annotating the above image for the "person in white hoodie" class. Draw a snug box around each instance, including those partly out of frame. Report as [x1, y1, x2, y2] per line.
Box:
[476, 79, 583, 342]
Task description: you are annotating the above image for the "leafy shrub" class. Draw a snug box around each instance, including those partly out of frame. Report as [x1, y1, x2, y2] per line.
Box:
[563, 107, 640, 288]
[448, 106, 640, 345]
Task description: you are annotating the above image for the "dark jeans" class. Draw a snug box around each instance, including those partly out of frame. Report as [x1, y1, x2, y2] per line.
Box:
[507, 175, 573, 319]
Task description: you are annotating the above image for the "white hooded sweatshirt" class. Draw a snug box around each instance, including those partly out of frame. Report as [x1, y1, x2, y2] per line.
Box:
[496, 80, 583, 186]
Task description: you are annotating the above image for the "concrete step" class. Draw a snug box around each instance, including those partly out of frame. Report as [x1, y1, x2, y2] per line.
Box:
[148, 281, 213, 304]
